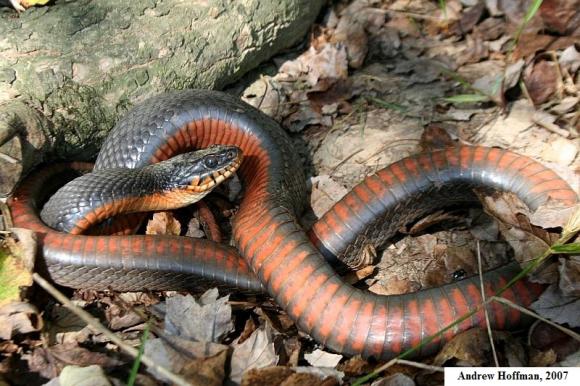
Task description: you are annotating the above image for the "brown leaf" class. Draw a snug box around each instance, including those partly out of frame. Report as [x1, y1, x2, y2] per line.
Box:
[238, 317, 258, 345]
[145, 212, 181, 236]
[474, 17, 506, 41]
[256, 307, 296, 335]
[336, 355, 372, 376]
[529, 321, 580, 360]
[165, 290, 233, 343]
[457, 36, 489, 65]
[182, 349, 227, 386]
[333, 13, 368, 69]
[59, 365, 112, 386]
[368, 277, 419, 296]
[524, 61, 559, 105]
[28, 343, 122, 379]
[281, 372, 339, 386]
[433, 328, 504, 366]
[539, 0, 580, 35]
[344, 265, 376, 285]
[559, 256, 580, 296]
[304, 349, 342, 368]
[512, 34, 556, 60]
[529, 348, 558, 367]
[501, 0, 544, 33]
[456, 2, 486, 35]
[420, 127, 454, 151]
[434, 329, 524, 366]
[530, 201, 578, 230]
[478, 192, 557, 272]
[241, 366, 295, 386]
[0, 302, 42, 340]
[106, 305, 143, 331]
[144, 336, 228, 383]
[308, 175, 348, 219]
[530, 283, 580, 327]
[371, 373, 416, 386]
[230, 325, 278, 384]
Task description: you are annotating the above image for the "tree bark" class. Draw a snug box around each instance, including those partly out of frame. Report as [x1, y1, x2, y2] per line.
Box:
[0, 0, 324, 196]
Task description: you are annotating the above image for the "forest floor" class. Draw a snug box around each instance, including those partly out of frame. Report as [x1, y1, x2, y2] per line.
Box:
[1, 0, 579, 385]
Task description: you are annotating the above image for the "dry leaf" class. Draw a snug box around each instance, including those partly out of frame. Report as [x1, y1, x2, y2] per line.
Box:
[241, 366, 294, 386]
[530, 202, 578, 230]
[529, 322, 580, 360]
[145, 212, 181, 236]
[0, 302, 42, 340]
[559, 45, 580, 73]
[333, 7, 368, 68]
[47, 305, 89, 345]
[419, 126, 455, 151]
[28, 343, 122, 380]
[558, 256, 580, 296]
[539, 0, 580, 35]
[530, 284, 580, 327]
[304, 349, 342, 368]
[558, 349, 580, 366]
[230, 325, 278, 384]
[433, 328, 491, 366]
[337, 355, 371, 376]
[529, 348, 558, 367]
[512, 34, 555, 60]
[182, 349, 228, 386]
[478, 192, 556, 270]
[539, 137, 578, 166]
[308, 175, 348, 219]
[165, 289, 233, 343]
[59, 365, 111, 386]
[144, 336, 228, 383]
[371, 373, 416, 386]
[281, 372, 339, 386]
[524, 61, 559, 105]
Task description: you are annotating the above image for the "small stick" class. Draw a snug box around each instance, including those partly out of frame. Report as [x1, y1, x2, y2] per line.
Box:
[477, 241, 499, 367]
[32, 274, 192, 386]
[491, 296, 580, 342]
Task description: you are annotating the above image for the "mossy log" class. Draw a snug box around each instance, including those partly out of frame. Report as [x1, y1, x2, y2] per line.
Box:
[0, 0, 323, 196]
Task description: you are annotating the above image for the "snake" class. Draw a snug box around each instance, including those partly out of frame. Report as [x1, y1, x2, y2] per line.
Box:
[9, 90, 578, 359]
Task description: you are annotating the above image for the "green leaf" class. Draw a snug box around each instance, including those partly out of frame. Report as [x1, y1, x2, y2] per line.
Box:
[367, 96, 408, 112]
[550, 243, 580, 254]
[514, 0, 544, 43]
[523, 0, 543, 24]
[442, 94, 490, 103]
[127, 322, 150, 386]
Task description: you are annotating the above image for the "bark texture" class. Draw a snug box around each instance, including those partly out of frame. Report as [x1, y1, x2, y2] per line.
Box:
[0, 0, 323, 196]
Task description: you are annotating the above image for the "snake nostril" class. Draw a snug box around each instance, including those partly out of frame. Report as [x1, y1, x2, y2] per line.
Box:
[227, 150, 236, 159]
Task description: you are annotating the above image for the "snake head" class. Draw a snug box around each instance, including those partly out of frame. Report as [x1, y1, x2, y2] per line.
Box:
[158, 145, 243, 193]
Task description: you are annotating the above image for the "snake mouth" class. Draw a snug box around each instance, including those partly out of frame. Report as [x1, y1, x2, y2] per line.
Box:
[186, 154, 243, 192]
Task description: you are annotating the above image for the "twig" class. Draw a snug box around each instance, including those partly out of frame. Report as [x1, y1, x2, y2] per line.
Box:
[352, 207, 580, 386]
[355, 357, 443, 383]
[32, 274, 192, 386]
[491, 296, 580, 342]
[395, 359, 444, 373]
[368, 7, 442, 21]
[476, 241, 499, 367]
[0, 152, 20, 164]
[0, 201, 14, 230]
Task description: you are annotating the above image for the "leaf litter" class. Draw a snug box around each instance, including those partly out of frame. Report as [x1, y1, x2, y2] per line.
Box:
[2, 0, 580, 384]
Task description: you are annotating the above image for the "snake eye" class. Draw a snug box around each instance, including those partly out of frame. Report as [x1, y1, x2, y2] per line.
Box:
[204, 155, 218, 168]
[452, 269, 467, 281]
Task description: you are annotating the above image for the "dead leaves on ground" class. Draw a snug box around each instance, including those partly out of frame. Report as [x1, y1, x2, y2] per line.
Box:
[2, 0, 580, 384]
